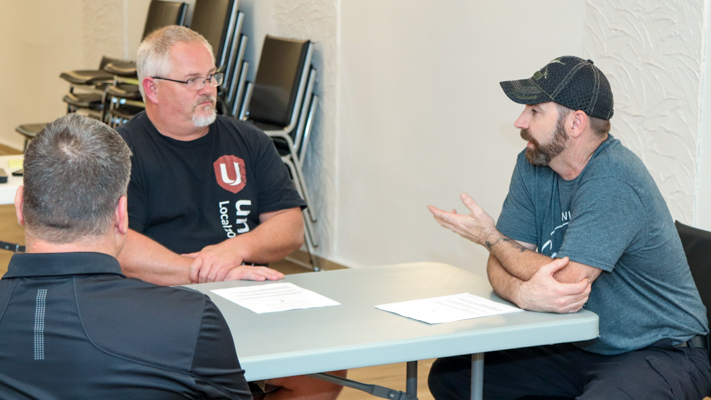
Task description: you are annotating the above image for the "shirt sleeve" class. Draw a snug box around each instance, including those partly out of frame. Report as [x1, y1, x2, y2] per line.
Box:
[191, 297, 252, 400]
[557, 177, 646, 272]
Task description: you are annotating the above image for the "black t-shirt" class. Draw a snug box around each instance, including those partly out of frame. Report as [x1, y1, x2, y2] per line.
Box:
[117, 112, 306, 254]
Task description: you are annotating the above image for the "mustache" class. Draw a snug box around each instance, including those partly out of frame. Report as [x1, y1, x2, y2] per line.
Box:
[194, 95, 216, 107]
[520, 129, 533, 143]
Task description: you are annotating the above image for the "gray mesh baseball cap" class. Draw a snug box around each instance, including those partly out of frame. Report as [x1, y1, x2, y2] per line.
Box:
[500, 56, 614, 120]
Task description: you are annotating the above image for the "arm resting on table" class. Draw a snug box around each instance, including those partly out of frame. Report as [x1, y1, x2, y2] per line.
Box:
[487, 254, 593, 313]
[187, 207, 305, 283]
[118, 229, 194, 286]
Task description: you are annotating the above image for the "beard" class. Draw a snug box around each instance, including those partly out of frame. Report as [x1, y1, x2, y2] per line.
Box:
[520, 114, 568, 166]
[192, 95, 217, 127]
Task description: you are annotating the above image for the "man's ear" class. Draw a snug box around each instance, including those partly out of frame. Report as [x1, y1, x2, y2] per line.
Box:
[114, 195, 128, 235]
[568, 110, 588, 138]
[14, 186, 25, 227]
[142, 77, 159, 104]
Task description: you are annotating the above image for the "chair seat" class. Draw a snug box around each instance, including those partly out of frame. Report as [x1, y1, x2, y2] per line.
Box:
[104, 60, 137, 77]
[251, 121, 292, 156]
[272, 137, 290, 156]
[110, 104, 144, 120]
[107, 83, 142, 100]
[63, 93, 103, 110]
[59, 70, 114, 85]
[15, 123, 46, 139]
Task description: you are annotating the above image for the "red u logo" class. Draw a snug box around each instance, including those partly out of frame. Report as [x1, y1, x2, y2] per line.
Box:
[213, 155, 247, 194]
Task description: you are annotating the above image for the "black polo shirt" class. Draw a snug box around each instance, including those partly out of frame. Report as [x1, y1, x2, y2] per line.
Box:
[0, 252, 251, 399]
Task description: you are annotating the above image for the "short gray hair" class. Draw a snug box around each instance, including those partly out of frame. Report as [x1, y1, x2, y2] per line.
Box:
[136, 25, 214, 100]
[22, 114, 132, 243]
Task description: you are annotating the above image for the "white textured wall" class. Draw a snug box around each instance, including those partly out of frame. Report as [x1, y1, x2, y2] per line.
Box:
[82, 0, 126, 67]
[273, 0, 338, 257]
[126, 0, 153, 60]
[697, 1, 711, 231]
[0, 0, 84, 150]
[335, 1, 585, 271]
[584, 0, 705, 226]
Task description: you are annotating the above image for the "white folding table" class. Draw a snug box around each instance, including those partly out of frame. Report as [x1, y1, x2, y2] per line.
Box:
[183, 262, 599, 400]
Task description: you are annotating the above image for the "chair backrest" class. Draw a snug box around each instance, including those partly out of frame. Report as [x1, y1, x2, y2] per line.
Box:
[142, 1, 188, 39]
[675, 221, 711, 326]
[190, 0, 238, 69]
[248, 35, 312, 129]
[226, 34, 248, 114]
[221, 11, 245, 96]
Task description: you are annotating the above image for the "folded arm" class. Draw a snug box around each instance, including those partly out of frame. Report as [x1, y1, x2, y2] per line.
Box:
[429, 193, 600, 312]
[186, 207, 304, 283]
[487, 254, 592, 312]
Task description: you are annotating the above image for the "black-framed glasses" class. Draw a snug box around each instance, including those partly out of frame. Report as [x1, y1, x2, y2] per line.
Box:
[152, 72, 224, 90]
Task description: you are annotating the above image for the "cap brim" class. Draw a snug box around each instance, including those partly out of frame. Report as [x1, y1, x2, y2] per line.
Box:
[500, 79, 553, 105]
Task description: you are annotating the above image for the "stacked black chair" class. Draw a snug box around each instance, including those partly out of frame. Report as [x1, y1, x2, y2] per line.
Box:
[16, 0, 187, 143]
[675, 221, 711, 330]
[675, 220, 711, 397]
[62, 0, 188, 119]
[242, 35, 320, 270]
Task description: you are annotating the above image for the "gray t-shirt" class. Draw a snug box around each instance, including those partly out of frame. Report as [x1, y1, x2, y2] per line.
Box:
[497, 134, 707, 355]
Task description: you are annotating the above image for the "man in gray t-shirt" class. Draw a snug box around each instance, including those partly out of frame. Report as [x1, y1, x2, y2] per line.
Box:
[427, 56, 711, 399]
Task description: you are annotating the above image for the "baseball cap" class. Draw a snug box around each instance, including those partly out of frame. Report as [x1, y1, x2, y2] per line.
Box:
[500, 56, 614, 120]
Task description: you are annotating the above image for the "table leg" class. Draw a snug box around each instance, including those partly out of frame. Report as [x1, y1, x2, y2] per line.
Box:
[309, 369, 419, 400]
[470, 353, 484, 400]
[406, 361, 417, 398]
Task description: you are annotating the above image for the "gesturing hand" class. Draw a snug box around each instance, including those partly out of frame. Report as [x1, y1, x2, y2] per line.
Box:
[428, 193, 498, 246]
[516, 257, 591, 313]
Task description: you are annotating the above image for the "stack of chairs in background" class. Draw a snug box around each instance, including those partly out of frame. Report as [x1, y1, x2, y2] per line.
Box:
[14, 1, 322, 271]
[106, 0, 252, 127]
[15, 0, 187, 147]
[15, 0, 252, 136]
[239, 35, 320, 270]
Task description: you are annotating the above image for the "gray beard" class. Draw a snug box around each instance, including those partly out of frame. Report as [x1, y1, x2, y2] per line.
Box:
[192, 108, 217, 127]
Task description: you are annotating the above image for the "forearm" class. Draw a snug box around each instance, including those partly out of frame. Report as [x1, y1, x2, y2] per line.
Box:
[486, 254, 523, 306]
[227, 208, 304, 264]
[118, 229, 193, 286]
[485, 229, 601, 284]
[483, 228, 553, 281]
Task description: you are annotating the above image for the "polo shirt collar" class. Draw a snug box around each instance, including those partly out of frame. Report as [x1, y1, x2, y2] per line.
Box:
[4, 252, 125, 279]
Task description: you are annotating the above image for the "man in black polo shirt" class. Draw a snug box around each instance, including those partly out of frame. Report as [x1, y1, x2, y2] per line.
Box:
[0, 114, 251, 399]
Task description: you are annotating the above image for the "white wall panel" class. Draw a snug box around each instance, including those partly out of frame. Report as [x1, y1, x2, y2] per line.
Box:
[584, 0, 705, 226]
[336, 1, 584, 272]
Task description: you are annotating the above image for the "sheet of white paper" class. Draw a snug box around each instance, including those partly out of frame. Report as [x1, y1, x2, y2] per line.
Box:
[375, 293, 523, 324]
[211, 282, 340, 314]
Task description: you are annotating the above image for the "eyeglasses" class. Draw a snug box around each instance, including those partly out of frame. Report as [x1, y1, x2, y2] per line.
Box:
[152, 72, 224, 90]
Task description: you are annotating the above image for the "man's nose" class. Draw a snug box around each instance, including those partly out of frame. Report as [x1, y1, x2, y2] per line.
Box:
[514, 111, 528, 130]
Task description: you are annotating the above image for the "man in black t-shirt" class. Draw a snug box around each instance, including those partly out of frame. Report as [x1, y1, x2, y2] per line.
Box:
[117, 26, 346, 400]
[117, 26, 306, 287]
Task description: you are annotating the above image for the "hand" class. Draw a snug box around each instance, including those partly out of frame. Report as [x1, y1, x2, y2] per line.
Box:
[223, 265, 285, 282]
[184, 242, 284, 283]
[428, 193, 497, 246]
[516, 257, 591, 313]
